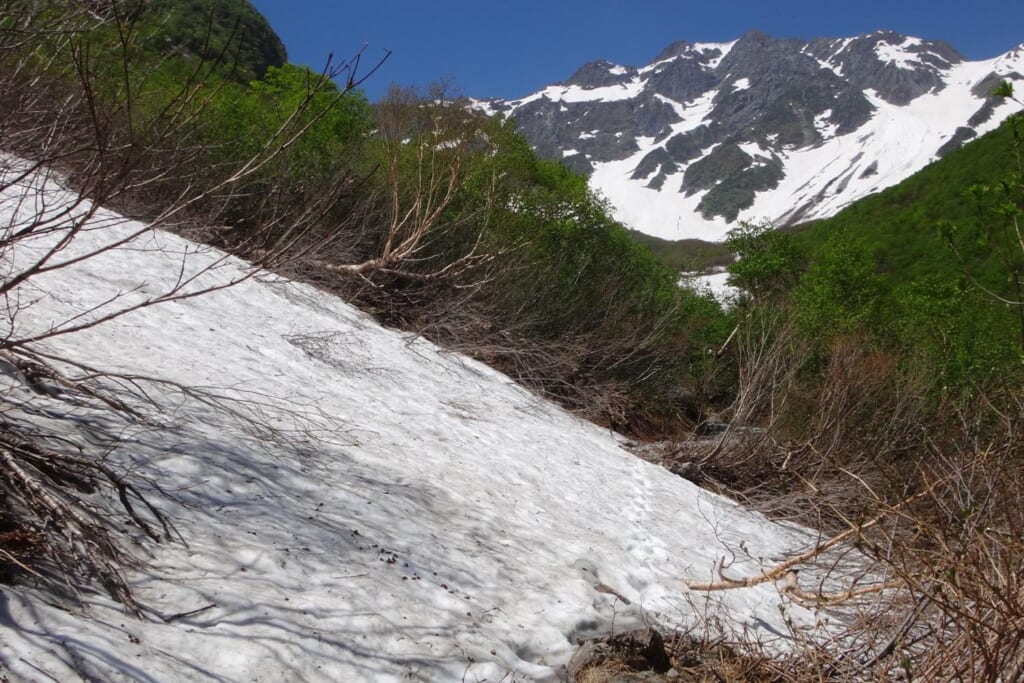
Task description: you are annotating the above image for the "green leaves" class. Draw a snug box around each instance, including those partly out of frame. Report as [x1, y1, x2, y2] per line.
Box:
[993, 80, 1015, 100]
[792, 234, 882, 336]
[725, 220, 802, 301]
[787, 93, 1024, 394]
[143, 0, 287, 82]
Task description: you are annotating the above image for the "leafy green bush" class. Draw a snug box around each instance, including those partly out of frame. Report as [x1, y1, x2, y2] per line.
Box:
[787, 113, 1024, 393]
[143, 0, 287, 82]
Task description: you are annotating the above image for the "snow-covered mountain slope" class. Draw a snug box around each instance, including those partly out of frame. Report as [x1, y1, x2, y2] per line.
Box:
[480, 31, 1024, 241]
[0, 165, 845, 681]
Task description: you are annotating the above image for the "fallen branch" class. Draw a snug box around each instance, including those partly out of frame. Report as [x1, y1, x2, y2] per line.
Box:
[686, 479, 942, 594]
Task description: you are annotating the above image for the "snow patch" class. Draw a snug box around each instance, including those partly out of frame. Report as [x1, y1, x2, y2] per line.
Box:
[992, 44, 1024, 73]
[518, 78, 647, 105]
[467, 98, 498, 117]
[814, 109, 838, 138]
[694, 40, 737, 69]
[738, 141, 771, 159]
[803, 46, 845, 77]
[585, 48, 1024, 240]
[0, 159, 837, 681]
[874, 36, 929, 71]
[667, 90, 718, 136]
[653, 93, 688, 118]
[680, 268, 740, 306]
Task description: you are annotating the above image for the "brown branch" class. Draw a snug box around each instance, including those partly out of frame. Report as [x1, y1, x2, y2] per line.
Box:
[686, 478, 943, 593]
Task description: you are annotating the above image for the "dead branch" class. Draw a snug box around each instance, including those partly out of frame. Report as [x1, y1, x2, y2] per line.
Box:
[686, 480, 941, 594]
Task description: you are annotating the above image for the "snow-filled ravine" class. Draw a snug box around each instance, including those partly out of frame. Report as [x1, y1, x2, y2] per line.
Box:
[0, 163, 833, 681]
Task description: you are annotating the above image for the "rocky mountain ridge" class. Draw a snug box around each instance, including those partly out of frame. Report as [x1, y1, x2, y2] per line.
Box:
[475, 30, 1024, 241]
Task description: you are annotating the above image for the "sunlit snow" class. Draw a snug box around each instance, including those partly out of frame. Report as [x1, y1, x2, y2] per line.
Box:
[0, 162, 836, 681]
[680, 269, 740, 306]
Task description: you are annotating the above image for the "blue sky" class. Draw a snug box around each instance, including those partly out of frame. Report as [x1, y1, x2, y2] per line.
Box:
[250, 1, 1024, 101]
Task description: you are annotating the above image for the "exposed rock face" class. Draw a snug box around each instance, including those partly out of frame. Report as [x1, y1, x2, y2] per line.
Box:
[805, 31, 963, 105]
[478, 31, 1024, 241]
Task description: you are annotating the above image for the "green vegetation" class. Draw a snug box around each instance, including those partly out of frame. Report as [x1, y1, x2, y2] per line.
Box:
[143, 0, 286, 82]
[724, 220, 803, 301]
[780, 113, 1024, 393]
[0, 0, 732, 437]
[627, 232, 734, 272]
[24, 0, 1019, 437]
[706, 99, 1024, 682]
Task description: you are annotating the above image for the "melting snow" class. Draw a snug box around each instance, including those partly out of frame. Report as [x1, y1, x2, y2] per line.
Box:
[680, 269, 740, 306]
[671, 90, 718, 134]
[803, 45, 846, 78]
[813, 109, 838, 138]
[0, 162, 833, 681]
[992, 43, 1024, 72]
[737, 141, 771, 159]
[467, 98, 499, 117]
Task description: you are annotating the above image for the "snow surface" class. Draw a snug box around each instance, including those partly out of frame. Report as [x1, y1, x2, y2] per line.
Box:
[680, 269, 740, 306]
[805, 39, 852, 77]
[0, 163, 842, 681]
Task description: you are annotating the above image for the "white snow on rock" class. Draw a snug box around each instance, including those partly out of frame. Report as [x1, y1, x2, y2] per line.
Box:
[516, 78, 648, 106]
[0, 162, 835, 681]
[587, 45, 1024, 241]
[497, 40, 1024, 243]
[694, 40, 737, 69]
[873, 36, 926, 70]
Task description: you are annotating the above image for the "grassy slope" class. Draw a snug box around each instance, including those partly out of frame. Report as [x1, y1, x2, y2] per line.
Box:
[795, 117, 1020, 289]
[628, 231, 734, 272]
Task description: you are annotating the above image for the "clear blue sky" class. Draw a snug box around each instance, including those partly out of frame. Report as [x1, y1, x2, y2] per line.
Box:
[250, 1, 1024, 102]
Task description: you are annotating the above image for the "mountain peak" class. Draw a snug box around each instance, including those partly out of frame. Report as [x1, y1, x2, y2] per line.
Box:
[654, 39, 694, 61]
[494, 31, 1024, 241]
[563, 60, 637, 88]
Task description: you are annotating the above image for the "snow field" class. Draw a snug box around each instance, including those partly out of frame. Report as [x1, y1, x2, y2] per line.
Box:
[1, 163, 836, 681]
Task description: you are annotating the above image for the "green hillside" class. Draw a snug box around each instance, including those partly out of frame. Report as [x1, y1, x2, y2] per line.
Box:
[797, 116, 1020, 286]
[780, 112, 1024, 390]
[628, 231, 734, 272]
[143, 0, 287, 82]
